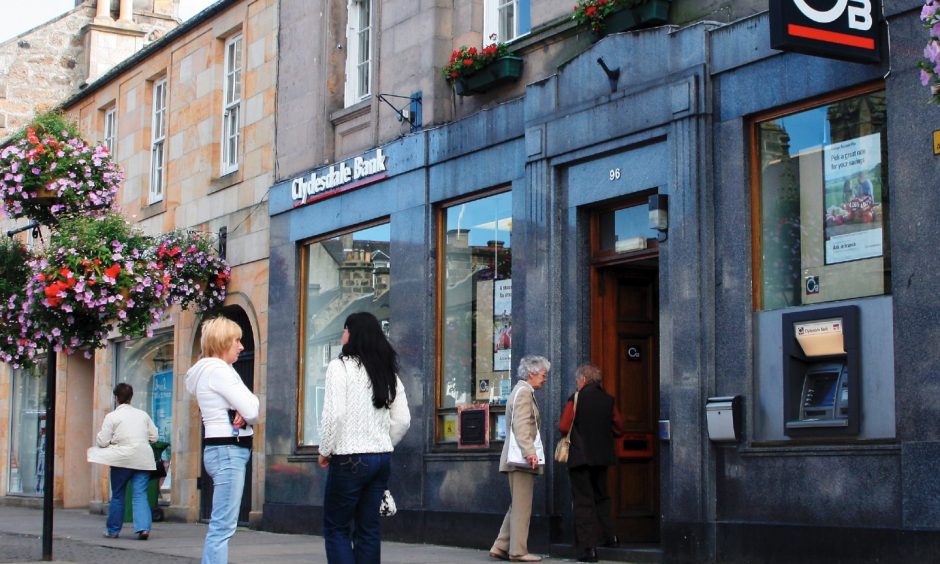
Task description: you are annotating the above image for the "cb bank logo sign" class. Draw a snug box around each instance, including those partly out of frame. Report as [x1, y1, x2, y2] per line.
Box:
[770, 0, 882, 63]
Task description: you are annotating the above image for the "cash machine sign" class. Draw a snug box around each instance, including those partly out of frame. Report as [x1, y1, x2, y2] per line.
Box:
[770, 0, 881, 63]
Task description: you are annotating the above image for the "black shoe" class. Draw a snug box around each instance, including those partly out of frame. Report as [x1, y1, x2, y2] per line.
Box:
[601, 535, 620, 548]
[136, 531, 149, 541]
[576, 547, 598, 563]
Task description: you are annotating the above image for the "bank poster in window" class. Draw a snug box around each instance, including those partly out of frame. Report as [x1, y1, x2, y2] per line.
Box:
[151, 370, 173, 442]
[493, 279, 512, 371]
[823, 133, 883, 265]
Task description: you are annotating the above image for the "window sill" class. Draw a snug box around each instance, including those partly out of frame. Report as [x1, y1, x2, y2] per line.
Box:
[209, 169, 242, 194]
[330, 98, 371, 126]
[138, 199, 166, 220]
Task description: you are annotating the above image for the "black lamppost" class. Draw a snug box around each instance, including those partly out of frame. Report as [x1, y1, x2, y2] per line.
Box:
[7, 220, 55, 561]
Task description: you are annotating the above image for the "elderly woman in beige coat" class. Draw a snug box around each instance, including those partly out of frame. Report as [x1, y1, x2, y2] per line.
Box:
[490, 355, 550, 563]
[87, 383, 158, 540]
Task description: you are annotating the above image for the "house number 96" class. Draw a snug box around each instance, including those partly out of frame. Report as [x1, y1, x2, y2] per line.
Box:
[609, 168, 621, 181]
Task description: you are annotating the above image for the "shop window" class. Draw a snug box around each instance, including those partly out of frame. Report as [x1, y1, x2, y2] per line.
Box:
[344, 0, 372, 107]
[221, 33, 242, 175]
[753, 87, 889, 311]
[484, 0, 530, 43]
[7, 360, 47, 496]
[114, 332, 174, 497]
[299, 222, 391, 447]
[149, 77, 167, 204]
[437, 190, 512, 444]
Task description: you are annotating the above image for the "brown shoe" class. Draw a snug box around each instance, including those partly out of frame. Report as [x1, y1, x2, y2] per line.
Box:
[509, 555, 542, 562]
[489, 546, 510, 560]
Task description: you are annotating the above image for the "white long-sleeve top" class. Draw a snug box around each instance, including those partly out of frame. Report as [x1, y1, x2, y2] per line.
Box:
[86, 403, 158, 470]
[319, 357, 410, 457]
[185, 357, 260, 439]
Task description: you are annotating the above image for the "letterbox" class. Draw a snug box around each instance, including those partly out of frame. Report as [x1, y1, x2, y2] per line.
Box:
[706, 396, 742, 442]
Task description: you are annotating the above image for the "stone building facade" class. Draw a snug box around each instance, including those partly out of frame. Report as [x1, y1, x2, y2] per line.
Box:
[265, 0, 940, 562]
[0, 0, 277, 527]
[0, 0, 181, 139]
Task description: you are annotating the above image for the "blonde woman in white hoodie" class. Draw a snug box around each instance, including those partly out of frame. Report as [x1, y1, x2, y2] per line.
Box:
[185, 317, 259, 564]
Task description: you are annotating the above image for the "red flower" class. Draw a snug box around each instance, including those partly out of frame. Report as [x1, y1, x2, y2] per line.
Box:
[104, 264, 121, 280]
[59, 268, 72, 280]
[450, 71, 459, 78]
[468, 47, 478, 55]
[463, 58, 474, 66]
[44, 282, 65, 307]
[585, 5, 597, 16]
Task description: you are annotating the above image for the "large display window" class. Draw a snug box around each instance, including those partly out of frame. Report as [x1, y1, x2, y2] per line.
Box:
[299, 222, 391, 448]
[437, 190, 512, 444]
[114, 332, 174, 496]
[7, 360, 47, 496]
[752, 86, 889, 310]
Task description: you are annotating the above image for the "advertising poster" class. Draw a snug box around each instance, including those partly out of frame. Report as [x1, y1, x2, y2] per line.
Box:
[823, 133, 883, 264]
[151, 371, 173, 443]
[493, 279, 512, 371]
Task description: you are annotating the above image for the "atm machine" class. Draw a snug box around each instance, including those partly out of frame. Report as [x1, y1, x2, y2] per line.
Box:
[782, 306, 859, 437]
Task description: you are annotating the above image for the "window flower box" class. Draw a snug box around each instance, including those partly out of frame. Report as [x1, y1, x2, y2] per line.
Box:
[454, 56, 524, 96]
[577, 0, 671, 39]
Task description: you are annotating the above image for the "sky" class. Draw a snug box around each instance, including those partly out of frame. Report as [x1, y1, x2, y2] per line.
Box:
[0, 0, 217, 44]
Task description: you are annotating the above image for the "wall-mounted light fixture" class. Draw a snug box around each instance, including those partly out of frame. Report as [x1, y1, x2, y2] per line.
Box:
[648, 194, 668, 242]
[377, 92, 422, 134]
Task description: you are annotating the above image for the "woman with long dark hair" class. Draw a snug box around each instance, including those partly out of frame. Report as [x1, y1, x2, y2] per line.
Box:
[318, 311, 411, 563]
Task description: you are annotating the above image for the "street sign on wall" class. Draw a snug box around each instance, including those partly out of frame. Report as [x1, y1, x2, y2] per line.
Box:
[770, 0, 882, 63]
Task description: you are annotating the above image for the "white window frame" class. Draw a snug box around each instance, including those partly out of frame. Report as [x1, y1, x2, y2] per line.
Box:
[149, 78, 167, 205]
[344, 0, 372, 107]
[103, 107, 117, 157]
[484, 0, 522, 43]
[222, 34, 242, 175]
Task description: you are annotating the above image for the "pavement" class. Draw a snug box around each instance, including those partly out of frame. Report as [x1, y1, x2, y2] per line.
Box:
[0, 504, 615, 563]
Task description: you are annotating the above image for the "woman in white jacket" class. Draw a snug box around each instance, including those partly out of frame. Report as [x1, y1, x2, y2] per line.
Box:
[87, 383, 158, 540]
[185, 317, 259, 564]
[318, 311, 410, 563]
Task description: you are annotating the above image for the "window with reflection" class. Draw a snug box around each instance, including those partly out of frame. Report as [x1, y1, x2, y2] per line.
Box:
[8, 359, 47, 496]
[300, 223, 391, 447]
[438, 191, 512, 444]
[754, 88, 889, 310]
[114, 332, 174, 498]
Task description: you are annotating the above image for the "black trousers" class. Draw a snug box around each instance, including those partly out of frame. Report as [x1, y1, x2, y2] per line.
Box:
[569, 465, 614, 549]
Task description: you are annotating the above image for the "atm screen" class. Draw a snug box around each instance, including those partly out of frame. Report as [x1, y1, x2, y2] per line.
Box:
[804, 372, 838, 408]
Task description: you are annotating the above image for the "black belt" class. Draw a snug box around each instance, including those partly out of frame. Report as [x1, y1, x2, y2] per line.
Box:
[204, 436, 253, 448]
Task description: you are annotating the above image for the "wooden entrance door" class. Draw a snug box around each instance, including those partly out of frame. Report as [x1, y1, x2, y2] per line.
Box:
[592, 265, 660, 543]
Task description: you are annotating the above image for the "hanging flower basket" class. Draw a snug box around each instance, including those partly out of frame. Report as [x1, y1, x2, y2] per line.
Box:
[920, 1, 940, 104]
[24, 212, 172, 354]
[0, 237, 41, 367]
[0, 112, 121, 224]
[154, 229, 231, 312]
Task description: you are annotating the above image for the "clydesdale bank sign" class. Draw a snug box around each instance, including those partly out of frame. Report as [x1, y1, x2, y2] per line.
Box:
[770, 0, 882, 63]
[291, 148, 388, 206]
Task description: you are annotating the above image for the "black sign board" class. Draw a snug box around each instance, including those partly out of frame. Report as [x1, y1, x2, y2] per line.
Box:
[770, 0, 881, 63]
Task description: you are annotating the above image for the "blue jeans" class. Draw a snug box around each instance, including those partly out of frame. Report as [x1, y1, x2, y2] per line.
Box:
[323, 452, 391, 564]
[107, 467, 151, 535]
[201, 445, 250, 564]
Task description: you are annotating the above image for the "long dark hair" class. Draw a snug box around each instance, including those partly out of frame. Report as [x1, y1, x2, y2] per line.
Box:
[340, 312, 399, 409]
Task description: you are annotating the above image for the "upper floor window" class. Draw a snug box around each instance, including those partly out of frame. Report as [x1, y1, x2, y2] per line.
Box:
[103, 106, 117, 157]
[222, 34, 242, 175]
[752, 86, 889, 311]
[344, 0, 372, 107]
[299, 222, 391, 447]
[149, 78, 167, 204]
[484, 0, 530, 43]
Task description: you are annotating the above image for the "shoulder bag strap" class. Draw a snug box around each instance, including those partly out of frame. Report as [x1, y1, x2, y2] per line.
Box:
[564, 392, 579, 441]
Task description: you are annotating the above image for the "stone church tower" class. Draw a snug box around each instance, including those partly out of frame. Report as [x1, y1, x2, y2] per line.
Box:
[0, 0, 182, 138]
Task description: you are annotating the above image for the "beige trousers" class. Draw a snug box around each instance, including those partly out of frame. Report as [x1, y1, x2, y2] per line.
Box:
[492, 471, 535, 557]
